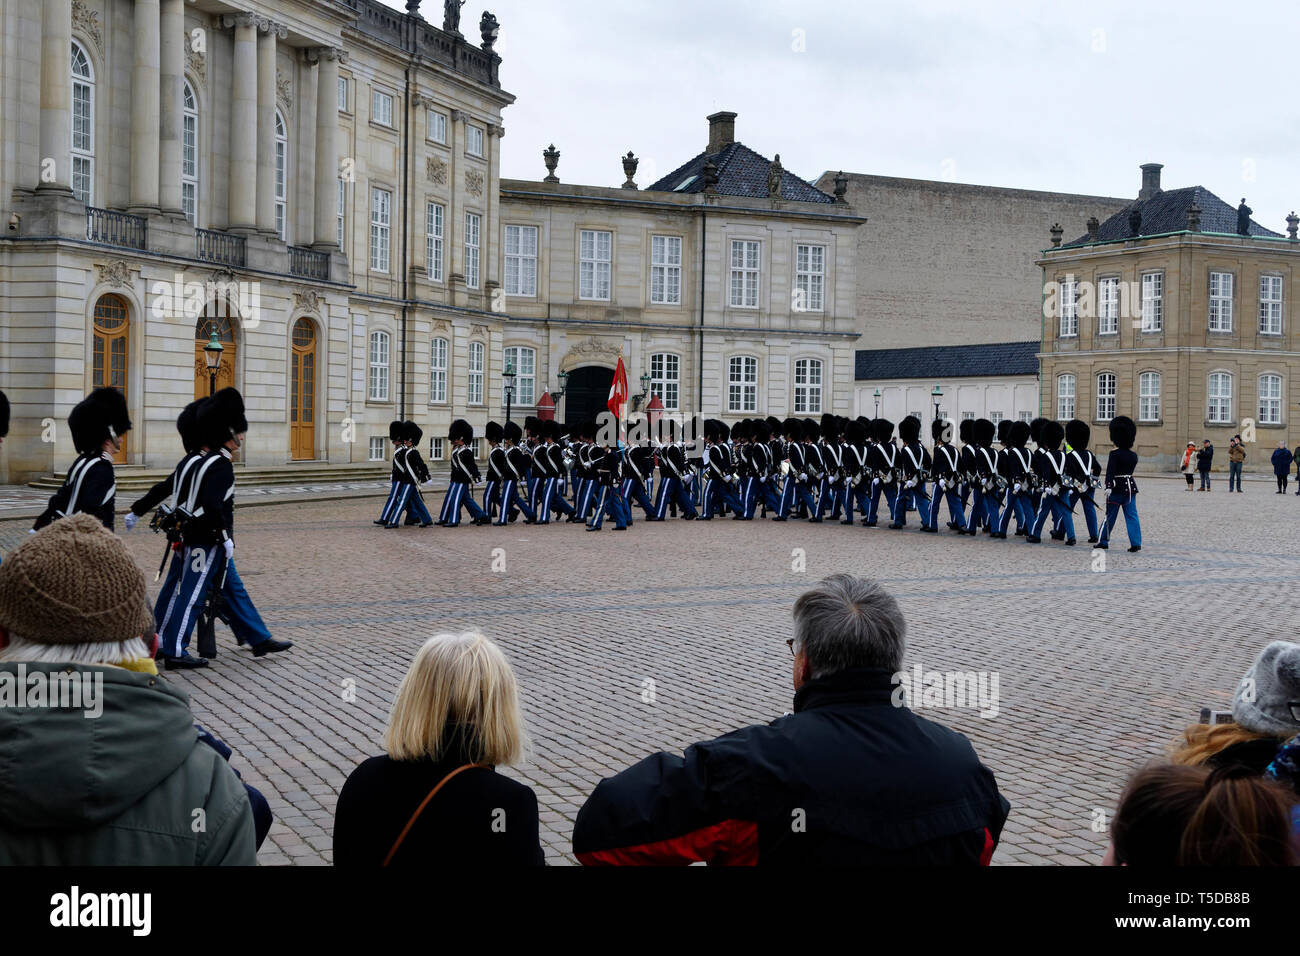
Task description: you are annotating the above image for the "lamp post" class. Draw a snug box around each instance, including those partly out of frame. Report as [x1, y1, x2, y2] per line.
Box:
[931, 384, 944, 423]
[203, 327, 224, 397]
[873, 388, 881, 417]
[633, 371, 651, 411]
[503, 360, 516, 426]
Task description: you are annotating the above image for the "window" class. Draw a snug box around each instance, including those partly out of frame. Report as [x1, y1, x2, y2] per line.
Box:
[182, 81, 198, 225]
[466, 124, 484, 157]
[428, 109, 447, 144]
[1260, 275, 1284, 335]
[369, 188, 391, 272]
[429, 437, 445, 461]
[1139, 372, 1160, 422]
[795, 244, 826, 312]
[989, 411, 1003, 425]
[579, 230, 612, 300]
[793, 358, 823, 413]
[650, 235, 682, 305]
[960, 411, 976, 421]
[425, 202, 444, 282]
[71, 41, 94, 205]
[464, 212, 481, 289]
[650, 353, 680, 410]
[368, 330, 390, 402]
[1259, 373, 1283, 425]
[1059, 276, 1078, 337]
[1098, 277, 1119, 335]
[430, 337, 448, 403]
[1141, 272, 1163, 332]
[336, 178, 346, 249]
[1209, 271, 1233, 332]
[729, 240, 760, 308]
[368, 437, 386, 461]
[503, 346, 536, 407]
[1096, 373, 1116, 421]
[504, 225, 538, 296]
[372, 90, 394, 127]
[1208, 372, 1233, 424]
[467, 341, 485, 405]
[473, 438, 484, 459]
[1057, 374, 1076, 420]
[337, 76, 348, 112]
[727, 356, 758, 413]
[274, 109, 288, 241]
[1018, 411, 1033, 423]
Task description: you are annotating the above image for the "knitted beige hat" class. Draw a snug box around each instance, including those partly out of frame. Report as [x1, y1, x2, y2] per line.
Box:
[0, 514, 153, 643]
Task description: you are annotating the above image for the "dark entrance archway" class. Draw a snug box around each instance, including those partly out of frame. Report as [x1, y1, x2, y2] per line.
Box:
[563, 364, 614, 427]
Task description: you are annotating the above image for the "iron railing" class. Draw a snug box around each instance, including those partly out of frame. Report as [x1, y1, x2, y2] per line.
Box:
[196, 228, 247, 267]
[85, 207, 147, 250]
[289, 245, 329, 280]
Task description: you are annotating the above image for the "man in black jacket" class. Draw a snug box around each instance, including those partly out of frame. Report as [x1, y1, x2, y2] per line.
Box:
[573, 574, 1010, 865]
[33, 387, 131, 533]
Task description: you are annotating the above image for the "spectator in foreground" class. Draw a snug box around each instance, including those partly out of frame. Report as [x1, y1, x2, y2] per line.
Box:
[0, 515, 256, 864]
[572, 574, 1010, 865]
[1272, 442, 1294, 494]
[334, 632, 543, 866]
[1179, 441, 1197, 490]
[1103, 763, 1296, 866]
[1197, 439, 1214, 491]
[1227, 435, 1246, 492]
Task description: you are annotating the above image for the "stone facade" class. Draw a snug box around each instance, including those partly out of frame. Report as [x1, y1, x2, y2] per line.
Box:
[853, 375, 1038, 426]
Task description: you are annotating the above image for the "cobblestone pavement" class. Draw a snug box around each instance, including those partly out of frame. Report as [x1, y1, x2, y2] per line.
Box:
[2, 477, 1296, 866]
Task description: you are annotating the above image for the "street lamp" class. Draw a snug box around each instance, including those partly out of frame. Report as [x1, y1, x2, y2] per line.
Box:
[873, 388, 881, 417]
[633, 371, 652, 411]
[931, 384, 944, 423]
[203, 327, 224, 397]
[503, 360, 516, 426]
[553, 369, 569, 400]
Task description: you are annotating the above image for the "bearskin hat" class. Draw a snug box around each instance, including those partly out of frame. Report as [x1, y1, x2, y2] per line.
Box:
[1009, 420, 1031, 449]
[802, 418, 821, 442]
[402, 421, 424, 446]
[449, 419, 473, 444]
[195, 387, 246, 452]
[176, 400, 204, 453]
[389, 420, 404, 443]
[503, 420, 523, 444]
[69, 387, 132, 455]
[1109, 415, 1137, 450]
[0, 389, 8, 438]
[1065, 419, 1090, 451]
[754, 419, 771, 441]
[782, 417, 802, 440]
[821, 413, 839, 440]
[1039, 420, 1065, 450]
[898, 415, 921, 443]
[959, 417, 974, 445]
[485, 420, 504, 443]
[732, 419, 749, 441]
[931, 418, 949, 442]
[848, 419, 869, 445]
[524, 415, 540, 438]
[718, 420, 731, 442]
[766, 416, 782, 434]
[581, 420, 597, 441]
[973, 418, 996, 447]
[996, 419, 1011, 445]
[1029, 417, 1049, 446]
[872, 418, 894, 444]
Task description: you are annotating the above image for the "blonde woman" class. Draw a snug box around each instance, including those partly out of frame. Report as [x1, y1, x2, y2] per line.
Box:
[334, 632, 543, 866]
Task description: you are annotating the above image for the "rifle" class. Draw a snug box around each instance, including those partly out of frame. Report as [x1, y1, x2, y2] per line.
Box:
[196, 547, 230, 660]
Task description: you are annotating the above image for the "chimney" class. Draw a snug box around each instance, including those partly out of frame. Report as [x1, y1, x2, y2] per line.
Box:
[1139, 163, 1163, 201]
[707, 111, 737, 155]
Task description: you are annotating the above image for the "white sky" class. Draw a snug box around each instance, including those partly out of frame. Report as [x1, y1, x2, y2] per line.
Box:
[387, 0, 1300, 228]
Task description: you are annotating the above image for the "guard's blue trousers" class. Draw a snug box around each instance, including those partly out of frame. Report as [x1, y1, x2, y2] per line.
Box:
[1099, 497, 1141, 548]
[780, 479, 818, 518]
[1031, 495, 1076, 541]
[815, 477, 846, 520]
[392, 484, 431, 526]
[495, 480, 536, 525]
[927, 486, 968, 531]
[156, 549, 271, 658]
[1070, 490, 1100, 540]
[996, 493, 1033, 535]
[589, 484, 629, 530]
[703, 479, 744, 518]
[441, 481, 487, 526]
[866, 481, 897, 525]
[621, 477, 656, 519]
[377, 479, 402, 524]
[653, 476, 698, 519]
[536, 478, 575, 522]
[891, 487, 931, 527]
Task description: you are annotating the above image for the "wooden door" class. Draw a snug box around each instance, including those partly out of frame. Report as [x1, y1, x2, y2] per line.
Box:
[92, 294, 129, 463]
[290, 318, 316, 460]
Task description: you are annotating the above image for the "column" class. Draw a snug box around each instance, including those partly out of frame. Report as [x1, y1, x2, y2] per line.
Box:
[311, 48, 340, 251]
[486, 124, 503, 287]
[128, 0, 162, 213]
[448, 110, 464, 282]
[255, 18, 278, 236]
[227, 14, 257, 231]
[37, 0, 73, 192]
[158, 0, 185, 216]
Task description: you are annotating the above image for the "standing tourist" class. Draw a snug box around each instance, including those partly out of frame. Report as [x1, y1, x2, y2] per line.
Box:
[1271, 442, 1293, 494]
[1197, 439, 1214, 491]
[1179, 441, 1196, 490]
[1227, 435, 1246, 493]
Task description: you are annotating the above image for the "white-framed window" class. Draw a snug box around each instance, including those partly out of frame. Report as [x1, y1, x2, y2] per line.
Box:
[369, 187, 391, 272]
[989, 410, 1003, 425]
[473, 438, 484, 459]
[579, 229, 612, 300]
[1096, 372, 1116, 421]
[368, 436, 386, 461]
[371, 89, 394, 128]
[729, 240, 760, 308]
[961, 411, 976, 421]
[1139, 371, 1161, 422]
[1209, 271, 1233, 332]
[1141, 272, 1163, 332]
[336, 178, 346, 249]
[464, 212, 481, 289]
[428, 109, 447, 144]
[181, 80, 198, 225]
[504, 225, 538, 296]
[727, 355, 758, 413]
[429, 437, 445, 461]
[1018, 411, 1033, 423]
[1260, 274, 1284, 335]
[795, 244, 825, 312]
[1059, 276, 1078, 337]
[503, 346, 536, 407]
[650, 235, 682, 305]
[1259, 373, 1283, 425]
[337, 75, 348, 112]
[425, 202, 444, 282]
[71, 40, 94, 205]
[1208, 371, 1233, 424]
[1098, 276, 1119, 335]
[650, 353, 680, 410]
[467, 341, 485, 405]
[274, 109, 288, 241]
[1057, 373, 1076, 420]
[466, 124, 484, 157]
[793, 358, 823, 413]
[368, 330, 390, 402]
[430, 336, 448, 404]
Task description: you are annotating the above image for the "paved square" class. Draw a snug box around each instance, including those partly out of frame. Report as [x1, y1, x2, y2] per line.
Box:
[2, 476, 1292, 865]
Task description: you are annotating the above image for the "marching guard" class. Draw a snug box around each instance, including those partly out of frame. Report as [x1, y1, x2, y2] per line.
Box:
[374, 420, 406, 526]
[440, 419, 490, 526]
[926, 417, 967, 533]
[1098, 415, 1141, 553]
[1026, 420, 1077, 545]
[1063, 420, 1103, 544]
[33, 387, 131, 533]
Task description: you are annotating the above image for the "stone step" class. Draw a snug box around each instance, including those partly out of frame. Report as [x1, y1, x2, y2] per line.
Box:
[25, 461, 432, 493]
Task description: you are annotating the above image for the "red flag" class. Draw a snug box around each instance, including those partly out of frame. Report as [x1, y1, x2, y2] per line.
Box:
[608, 356, 629, 417]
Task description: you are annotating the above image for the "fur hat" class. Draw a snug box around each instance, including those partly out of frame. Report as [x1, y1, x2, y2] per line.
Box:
[973, 418, 996, 446]
[766, 416, 782, 434]
[732, 419, 750, 441]
[848, 419, 869, 445]
[0, 389, 8, 438]
[996, 419, 1012, 445]
[754, 419, 771, 441]
[503, 420, 523, 444]
[931, 418, 949, 443]
[871, 418, 894, 444]
[959, 418, 974, 445]
[1039, 420, 1065, 450]
[802, 418, 820, 442]
[898, 415, 921, 443]
[782, 418, 802, 440]
[820, 414, 839, 440]
[485, 421, 504, 443]
[1029, 417, 1049, 446]
[389, 420, 404, 443]
[1008, 420, 1031, 449]
[69, 387, 132, 455]
[1233, 642, 1300, 736]
[1109, 415, 1137, 450]
[402, 420, 423, 446]
[449, 419, 473, 444]
[1065, 419, 1090, 451]
[581, 420, 597, 441]
[196, 387, 246, 451]
[176, 400, 204, 453]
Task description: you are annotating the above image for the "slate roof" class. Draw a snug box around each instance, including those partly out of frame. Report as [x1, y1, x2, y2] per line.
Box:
[646, 142, 837, 204]
[1061, 186, 1282, 248]
[855, 341, 1040, 381]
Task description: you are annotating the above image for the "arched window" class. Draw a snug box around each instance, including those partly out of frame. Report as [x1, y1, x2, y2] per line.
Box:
[274, 109, 288, 241]
[1207, 371, 1233, 424]
[1138, 371, 1161, 422]
[1259, 373, 1283, 425]
[71, 41, 94, 205]
[1095, 372, 1116, 421]
[430, 336, 449, 404]
[1056, 373, 1076, 420]
[93, 295, 129, 462]
[649, 353, 680, 410]
[467, 341, 485, 405]
[182, 80, 198, 224]
[368, 330, 390, 402]
[793, 358, 823, 414]
[503, 346, 536, 407]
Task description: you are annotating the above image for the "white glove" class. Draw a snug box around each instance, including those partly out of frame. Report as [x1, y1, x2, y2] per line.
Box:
[1013, 483, 1021, 494]
[124, 513, 139, 532]
[223, 539, 235, 561]
[423, 479, 434, 487]
[798, 473, 808, 483]
[27, 529, 36, 535]
[729, 474, 739, 484]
